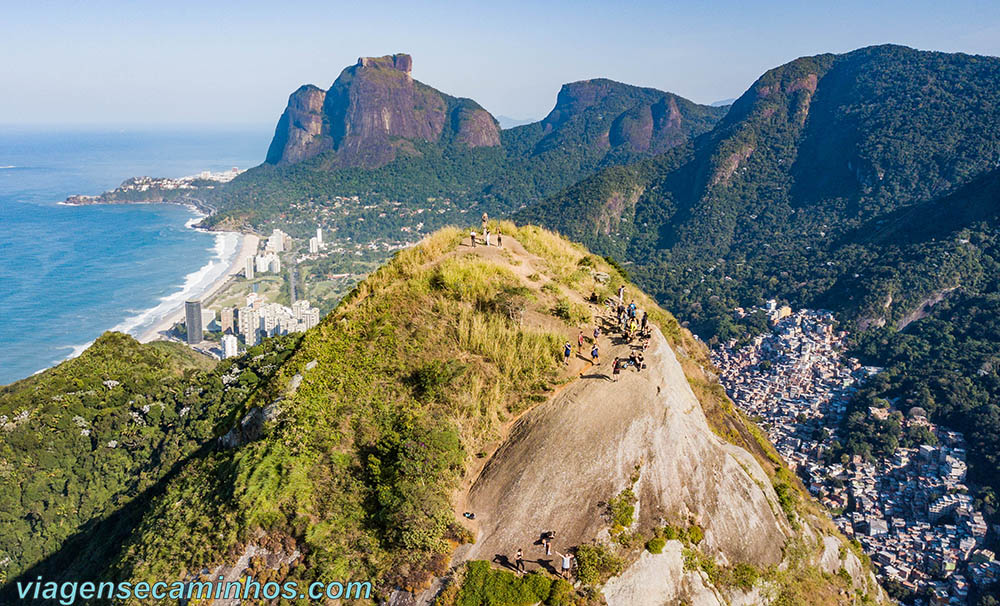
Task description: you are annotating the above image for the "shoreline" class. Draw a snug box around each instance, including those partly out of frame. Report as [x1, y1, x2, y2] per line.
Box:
[136, 230, 258, 343]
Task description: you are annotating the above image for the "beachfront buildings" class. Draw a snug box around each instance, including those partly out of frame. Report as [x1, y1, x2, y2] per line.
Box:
[230, 293, 321, 345]
[255, 251, 281, 274]
[245, 255, 255, 280]
[265, 228, 288, 253]
[184, 300, 202, 345]
[221, 334, 239, 359]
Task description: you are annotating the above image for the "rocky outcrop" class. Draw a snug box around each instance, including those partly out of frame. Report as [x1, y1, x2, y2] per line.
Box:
[540, 79, 726, 154]
[265, 53, 500, 168]
[265, 85, 330, 165]
[455, 327, 789, 569]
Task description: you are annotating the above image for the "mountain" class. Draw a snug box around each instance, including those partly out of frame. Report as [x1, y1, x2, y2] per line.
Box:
[198, 56, 726, 237]
[0, 225, 883, 605]
[265, 54, 500, 169]
[519, 44, 1000, 329]
[517, 44, 1000, 540]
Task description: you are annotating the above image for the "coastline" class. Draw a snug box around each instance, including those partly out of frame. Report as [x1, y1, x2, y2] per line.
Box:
[136, 231, 258, 343]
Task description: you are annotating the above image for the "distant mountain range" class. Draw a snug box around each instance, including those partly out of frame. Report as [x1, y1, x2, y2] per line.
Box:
[200, 54, 726, 233]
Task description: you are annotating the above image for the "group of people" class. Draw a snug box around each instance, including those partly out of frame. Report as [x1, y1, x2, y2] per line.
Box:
[611, 350, 646, 382]
[614, 299, 649, 342]
[513, 531, 574, 579]
[470, 212, 502, 248]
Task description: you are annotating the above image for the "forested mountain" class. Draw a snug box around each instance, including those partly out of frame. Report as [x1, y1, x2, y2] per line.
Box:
[517, 44, 1000, 529]
[199, 55, 725, 234]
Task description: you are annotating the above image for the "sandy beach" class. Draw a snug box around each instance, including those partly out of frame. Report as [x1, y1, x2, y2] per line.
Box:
[137, 232, 259, 343]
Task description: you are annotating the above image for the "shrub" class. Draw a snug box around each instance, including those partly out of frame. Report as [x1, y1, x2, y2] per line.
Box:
[575, 544, 624, 586]
[646, 537, 666, 554]
[607, 488, 637, 529]
[684, 524, 704, 545]
[545, 579, 575, 606]
[730, 562, 760, 590]
[551, 298, 591, 325]
[409, 359, 466, 402]
[453, 561, 553, 606]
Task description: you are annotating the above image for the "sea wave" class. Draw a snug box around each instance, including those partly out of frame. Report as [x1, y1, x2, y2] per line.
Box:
[111, 230, 241, 338]
[0, 165, 15, 169]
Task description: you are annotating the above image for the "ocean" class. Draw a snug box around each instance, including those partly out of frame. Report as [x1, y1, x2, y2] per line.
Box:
[0, 126, 271, 385]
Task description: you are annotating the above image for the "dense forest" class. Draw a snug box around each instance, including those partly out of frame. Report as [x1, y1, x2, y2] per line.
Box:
[0, 334, 300, 589]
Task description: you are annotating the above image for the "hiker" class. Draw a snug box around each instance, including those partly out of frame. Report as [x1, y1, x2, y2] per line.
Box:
[556, 552, 574, 579]
[612, 357, 622, 382]
[564, 342, 572, 365]
[542, 531, 555, 555]
[577, 331, 585, 353]
[484, 228, 491, 247]
[593, 326, 601, 341]
[515, 548, 525, 573]
[470, 231, 477, 247]
[641, 311, 648, 331]
[618, 285, 625, 305]
[497, 227, 503, 248]
[482, 212, 489, 230]
[591, 344, 600, 365]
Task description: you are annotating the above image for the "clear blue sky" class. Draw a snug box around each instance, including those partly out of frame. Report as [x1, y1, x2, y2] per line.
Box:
[3, 0, 999, 127]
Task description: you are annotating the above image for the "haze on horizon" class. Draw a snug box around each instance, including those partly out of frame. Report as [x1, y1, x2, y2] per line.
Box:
[3, 0, 999, 127]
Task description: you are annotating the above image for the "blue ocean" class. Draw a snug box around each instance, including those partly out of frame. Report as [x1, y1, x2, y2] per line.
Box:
[0, 126, 271, 384]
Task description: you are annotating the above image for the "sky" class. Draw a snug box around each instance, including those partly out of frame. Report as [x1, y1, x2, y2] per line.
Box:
[3, 0, 1000, 127]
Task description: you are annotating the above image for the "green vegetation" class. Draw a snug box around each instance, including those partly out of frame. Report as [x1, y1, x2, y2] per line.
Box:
[607, 488, 637, 532]
[434, 561, 575, 606]
[644, 537, 666, 554]
[772, 468, 801, 527]
[574, 544, 624, 586]
[0, 333, 298, 586]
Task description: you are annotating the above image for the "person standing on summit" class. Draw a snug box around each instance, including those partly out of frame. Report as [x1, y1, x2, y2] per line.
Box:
[556, 551, 574, 579]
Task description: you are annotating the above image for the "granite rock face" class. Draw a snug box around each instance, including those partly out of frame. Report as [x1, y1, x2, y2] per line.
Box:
[265, 53, 500, 168]
[538, 78, 725, 155]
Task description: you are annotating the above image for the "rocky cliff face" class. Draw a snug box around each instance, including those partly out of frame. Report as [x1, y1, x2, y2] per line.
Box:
[264, 85, 330, 165]
[536, 78, 728, 156]
[265, 53, 500, 168]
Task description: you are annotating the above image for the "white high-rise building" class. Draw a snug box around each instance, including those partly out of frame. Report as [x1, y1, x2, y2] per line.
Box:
[316, 227, 323, 245]
[265, 228, 286, 253]
[255, 252, 281, 274]
[245, 255, 254, 280]
[309, 237, 319, 254]
[221, 334, 239, 359]
[201, 308, 217, 331]
[237, 306, 260, 341]
[292, 300, 321, 331]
